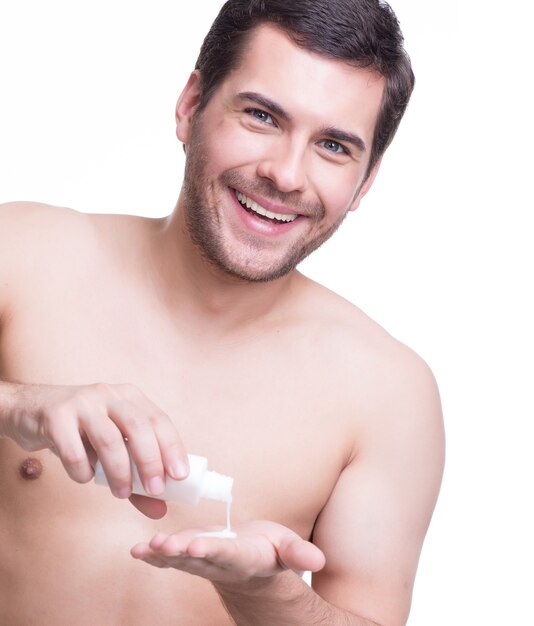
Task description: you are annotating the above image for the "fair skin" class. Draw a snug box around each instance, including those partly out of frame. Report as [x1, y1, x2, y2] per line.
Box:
[0, 24, 444, 626]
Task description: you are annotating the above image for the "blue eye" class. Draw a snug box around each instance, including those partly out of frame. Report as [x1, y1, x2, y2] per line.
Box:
[246, 108, 274, 124]
[322, 140, 347, 154]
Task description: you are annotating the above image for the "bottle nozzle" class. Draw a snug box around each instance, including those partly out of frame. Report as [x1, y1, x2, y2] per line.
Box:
[201, 470, 233, 502]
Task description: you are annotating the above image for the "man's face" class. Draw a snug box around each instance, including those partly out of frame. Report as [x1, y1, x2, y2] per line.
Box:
[177, 24, 384, 282]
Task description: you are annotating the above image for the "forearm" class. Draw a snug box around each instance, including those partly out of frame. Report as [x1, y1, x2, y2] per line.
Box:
[0, 380, 21, 438]
[214, 571, 380, 626]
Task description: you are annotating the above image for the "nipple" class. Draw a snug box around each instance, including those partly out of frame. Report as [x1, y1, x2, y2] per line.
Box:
[20, 457, 43, 480]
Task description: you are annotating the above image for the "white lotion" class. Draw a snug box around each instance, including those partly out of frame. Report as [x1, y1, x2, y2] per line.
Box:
[196, 499, 237, 538]
[94, 454, 233, 505]
[196, 528, 237, 538]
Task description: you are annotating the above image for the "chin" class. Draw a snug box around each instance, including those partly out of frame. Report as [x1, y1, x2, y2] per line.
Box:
[204, 244, 301, 283]
[213, 258, 296, 284]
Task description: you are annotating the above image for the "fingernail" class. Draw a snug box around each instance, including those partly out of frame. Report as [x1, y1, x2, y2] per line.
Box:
[115, 487, 132, 499]
[147, 476, 165, 496]
[170, 459, 189, 480]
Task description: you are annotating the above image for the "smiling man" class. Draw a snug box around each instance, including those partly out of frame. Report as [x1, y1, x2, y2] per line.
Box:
[178, 38, 384, 283]
[0, 1, 444, 625]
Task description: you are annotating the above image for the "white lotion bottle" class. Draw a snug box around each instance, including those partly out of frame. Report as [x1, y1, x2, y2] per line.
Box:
[94, 454, 233, 504]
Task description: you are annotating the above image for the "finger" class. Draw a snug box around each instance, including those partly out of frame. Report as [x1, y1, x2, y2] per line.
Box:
[83, 438, 98, 471]
[153, 531, 200, 555]
[278, 535, 326, 573]
[141, 531, 213, 562]
[107, 398, 166, 497]
[134, 534, 191, 562]
[81, 411, 132, 498]
[140, 555, 170, 568]
[130, 541, 151, 558]
[133, 542, 231, 579]
[149, 532, 173, 549]
[129, 494, 168, 519]
[159, 557, 230, 580]
[149, 408, 189, 481]
[156, 538, 264, 582]
[125, 390, 189, 481]
[45, 411, 94, 483]
[130, 544, 169, 568]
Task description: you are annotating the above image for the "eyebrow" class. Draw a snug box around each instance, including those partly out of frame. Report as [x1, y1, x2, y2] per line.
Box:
[236, 91, 291, 122]
[235, 91, 367, 153]
[318, 126, 367, 154]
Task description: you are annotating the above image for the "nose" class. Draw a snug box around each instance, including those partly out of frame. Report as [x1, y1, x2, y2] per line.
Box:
[256, 137, 309, 193]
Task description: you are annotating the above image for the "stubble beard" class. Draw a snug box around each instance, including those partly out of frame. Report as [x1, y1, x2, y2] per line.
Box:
[181, 117, 349, 284]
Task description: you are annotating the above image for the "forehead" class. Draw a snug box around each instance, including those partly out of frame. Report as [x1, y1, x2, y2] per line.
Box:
[219, 24, 385, 140]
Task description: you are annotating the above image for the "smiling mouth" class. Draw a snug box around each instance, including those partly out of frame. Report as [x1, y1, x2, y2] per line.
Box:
[234, 190, 298, 224]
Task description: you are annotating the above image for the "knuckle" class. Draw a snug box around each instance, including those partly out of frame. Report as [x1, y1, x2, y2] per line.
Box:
[38, 422, 54, 447]
[139, 453, 163, 473]
[74, 393, 93, 414]
[93, 427, 123, 451]
[91, 382, 114, 397]
[41, 402, 68, 423]
[149, 410, 171, 426]
[62, 448, 87, 469]
[37, 410, 54, 438]
[119, 383, 141, 398]
[38, 407, 64, 442]
[121, 410, 147, 434]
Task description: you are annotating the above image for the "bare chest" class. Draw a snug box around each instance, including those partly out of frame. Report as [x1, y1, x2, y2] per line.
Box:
[1, 282, 355, 536]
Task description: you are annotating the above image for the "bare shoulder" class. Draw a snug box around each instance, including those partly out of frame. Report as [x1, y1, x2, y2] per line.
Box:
[298, 276, 444, 445]
[0, 200, 94, 251]
[0, 201, 96, 314]
[302, 279, 444, 625]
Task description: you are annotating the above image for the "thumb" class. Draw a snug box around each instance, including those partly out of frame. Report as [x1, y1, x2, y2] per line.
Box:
[277, 533, 326, 573]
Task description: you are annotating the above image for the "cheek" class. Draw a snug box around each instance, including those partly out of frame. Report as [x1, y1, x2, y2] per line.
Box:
[314, 167, 363, 216]
[209, 120, 279, 172]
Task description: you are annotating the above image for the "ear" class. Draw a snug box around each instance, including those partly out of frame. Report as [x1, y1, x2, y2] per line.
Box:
[175, 71, 202, 144]
[348, 158, 382, 212]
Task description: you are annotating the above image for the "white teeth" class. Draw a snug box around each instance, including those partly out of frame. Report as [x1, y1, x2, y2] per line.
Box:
[236, 191, 297, 223]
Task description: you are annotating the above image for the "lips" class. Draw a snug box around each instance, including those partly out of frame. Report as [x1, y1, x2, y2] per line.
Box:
[234, 190, 298, 224]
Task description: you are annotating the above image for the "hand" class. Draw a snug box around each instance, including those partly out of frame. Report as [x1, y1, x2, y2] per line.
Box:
[4, 382, 188, 498]
[130, 520, 326, 585]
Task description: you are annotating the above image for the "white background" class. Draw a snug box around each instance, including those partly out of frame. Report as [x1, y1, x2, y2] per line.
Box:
[1, 1, 532, 623]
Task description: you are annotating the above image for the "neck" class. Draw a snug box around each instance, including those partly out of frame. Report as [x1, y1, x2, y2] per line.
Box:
[151, 203, 300, 332]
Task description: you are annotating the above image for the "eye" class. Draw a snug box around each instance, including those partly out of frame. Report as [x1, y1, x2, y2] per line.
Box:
[321, 139, 349, 155]
[245, 108, 275, 125]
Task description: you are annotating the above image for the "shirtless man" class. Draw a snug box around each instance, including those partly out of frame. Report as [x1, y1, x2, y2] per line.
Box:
[0, 1, 444, 624]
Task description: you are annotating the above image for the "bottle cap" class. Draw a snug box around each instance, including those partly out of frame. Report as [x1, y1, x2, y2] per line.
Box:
[201, 469, 233, 502]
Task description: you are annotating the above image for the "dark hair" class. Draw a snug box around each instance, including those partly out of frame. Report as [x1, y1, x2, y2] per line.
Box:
[195, 0, 414, 178]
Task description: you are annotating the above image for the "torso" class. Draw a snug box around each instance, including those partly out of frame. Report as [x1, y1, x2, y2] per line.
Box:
[0, 204, 390, 624]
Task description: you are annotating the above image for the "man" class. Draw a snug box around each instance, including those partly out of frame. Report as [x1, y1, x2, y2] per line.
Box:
[0, 0, 444, 624]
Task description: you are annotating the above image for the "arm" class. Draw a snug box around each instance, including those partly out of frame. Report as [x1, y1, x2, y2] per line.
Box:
[131, 350, 444, 625]
[309, 351, 445, 626]
[0, 380, 188, 499]
[215, 571, 381, 626]
[131, 520, 378, 626]
[0, 202, 188, 511]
